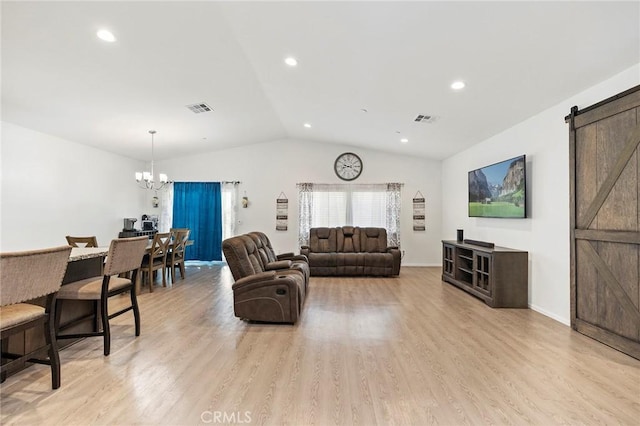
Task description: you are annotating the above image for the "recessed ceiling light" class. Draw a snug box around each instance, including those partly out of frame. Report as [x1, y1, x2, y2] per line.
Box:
[97, 29, 116, 42]
[451, 80, 466, 90]
[285, 57, 298, 67]
[400, 138, 409, 143]
[303, 123, 311, 128]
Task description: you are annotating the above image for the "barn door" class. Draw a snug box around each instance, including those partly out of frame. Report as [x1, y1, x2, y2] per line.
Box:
[568, 86, 640, 360]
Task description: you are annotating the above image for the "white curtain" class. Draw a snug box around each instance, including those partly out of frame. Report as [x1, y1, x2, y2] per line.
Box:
[158, 184, 173, 232]
[385, 183, 402, 247]
[297, 183, 314, 247]
[222, 182, 239, 240]
[297, 183, 402, 247]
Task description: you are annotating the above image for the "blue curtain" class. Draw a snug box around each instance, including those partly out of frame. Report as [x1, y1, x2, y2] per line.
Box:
[172, 182, 222, 261]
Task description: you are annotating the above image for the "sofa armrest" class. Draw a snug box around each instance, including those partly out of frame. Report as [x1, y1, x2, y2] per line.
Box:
[276, 252, 295, 259]
[277, 253, 309, 263]
[264, 260, 293, 271]
[232, 271, 277, 289]
[386, 247, 401, 276]
[300, 246, 311, 257]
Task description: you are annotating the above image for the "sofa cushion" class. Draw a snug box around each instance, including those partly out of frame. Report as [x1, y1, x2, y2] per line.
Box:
[360, 227, 388, 253]
[222, 236, 264, 280]
[336, 252, 365, 275]
[363, 253, 394, 275]
[309, 227, 337, 253]
[337, 226, 360, 253]
[247, 233, 271, 266]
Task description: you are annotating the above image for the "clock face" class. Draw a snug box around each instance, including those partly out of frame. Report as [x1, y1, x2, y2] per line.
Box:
[334, 152, 363, 181]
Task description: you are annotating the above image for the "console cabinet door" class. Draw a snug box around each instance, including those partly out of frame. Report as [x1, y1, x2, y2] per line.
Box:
[473, 252, 491, 297]
[442, 243, 455, 278]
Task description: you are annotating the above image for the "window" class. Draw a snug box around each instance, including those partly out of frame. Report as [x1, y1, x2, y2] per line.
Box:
[297, 183, 402, 247]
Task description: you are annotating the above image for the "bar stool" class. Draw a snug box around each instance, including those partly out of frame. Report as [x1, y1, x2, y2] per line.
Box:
[55, 237, 148, 356]
[0, 245, 72, 389]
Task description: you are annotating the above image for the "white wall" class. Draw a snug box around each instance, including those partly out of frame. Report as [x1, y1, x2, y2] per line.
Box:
[157, 139, 442, 266]
[442, 64, 640, 325]
[0, 122, 146, 250]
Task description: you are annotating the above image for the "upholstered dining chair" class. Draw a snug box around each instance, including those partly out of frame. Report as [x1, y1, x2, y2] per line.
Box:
[0, 245, 72, 389]
[65, 236, 98, 248]
[55, 237, 148, 356]
[166, 229, 190, 284]
[140, 232, 171, 293]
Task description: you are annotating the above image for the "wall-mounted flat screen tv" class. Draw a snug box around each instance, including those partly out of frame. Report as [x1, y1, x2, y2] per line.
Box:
[468, 155, 526, 218]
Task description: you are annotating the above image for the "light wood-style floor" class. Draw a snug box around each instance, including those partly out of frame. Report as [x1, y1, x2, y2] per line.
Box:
[1, 265, 639, 425]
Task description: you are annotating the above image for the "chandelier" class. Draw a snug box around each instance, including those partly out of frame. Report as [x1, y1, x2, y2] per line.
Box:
[135, 130, 171, 190]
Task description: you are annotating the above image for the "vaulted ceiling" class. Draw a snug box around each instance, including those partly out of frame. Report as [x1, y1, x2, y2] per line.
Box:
[2, 1, 639, 161]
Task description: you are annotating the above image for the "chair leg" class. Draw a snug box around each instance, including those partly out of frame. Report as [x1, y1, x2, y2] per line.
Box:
[179, 261, 186, 280]
[148, 267, 154, 293]
[101, 294, 111, 356]
[162, 266, 167, 287]
[130, 281, 141, 337]
[54, 299, 63, 334]
[45, 313, 61, 389]
[171, 264, 176, 284]
[93, 300, 99, 333]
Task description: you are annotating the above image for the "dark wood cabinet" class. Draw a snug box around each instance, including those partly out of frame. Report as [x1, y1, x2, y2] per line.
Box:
[442, 240, 528, 308]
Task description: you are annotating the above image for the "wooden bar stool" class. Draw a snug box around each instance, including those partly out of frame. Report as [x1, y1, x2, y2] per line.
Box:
[0, 245, 72, 389]
[55, 237, 147, 356]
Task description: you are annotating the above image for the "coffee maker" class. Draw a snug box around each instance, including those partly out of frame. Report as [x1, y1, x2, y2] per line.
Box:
[123, 218, 137, 231]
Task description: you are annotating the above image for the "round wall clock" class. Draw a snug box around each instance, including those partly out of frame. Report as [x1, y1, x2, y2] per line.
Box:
[334, 152, 363, 181]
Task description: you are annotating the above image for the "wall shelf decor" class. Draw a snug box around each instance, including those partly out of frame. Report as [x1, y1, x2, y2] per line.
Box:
[413, 191, 425, 231]
[276, 192, 288, 231]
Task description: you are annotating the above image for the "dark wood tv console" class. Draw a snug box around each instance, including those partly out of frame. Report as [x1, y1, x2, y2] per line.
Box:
[442, 240, 529, 308]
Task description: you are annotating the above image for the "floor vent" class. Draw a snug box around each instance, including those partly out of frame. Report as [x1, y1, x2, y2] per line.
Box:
[186, 103, 213, 113]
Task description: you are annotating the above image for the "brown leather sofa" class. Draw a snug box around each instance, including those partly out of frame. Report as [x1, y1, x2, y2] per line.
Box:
[222, 232, 309, 324]
[300, 227, 401, 276]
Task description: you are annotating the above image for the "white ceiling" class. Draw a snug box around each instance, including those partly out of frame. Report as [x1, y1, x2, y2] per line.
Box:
[2, 1, 639, 161]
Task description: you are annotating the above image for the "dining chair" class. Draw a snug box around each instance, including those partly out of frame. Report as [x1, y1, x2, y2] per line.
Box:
[140, 232, 171, 293]
[166, 229, 190, 284]
[65, 236, 98, 248]
[0, 245, 72, 389]
[55, 237, 148, 356]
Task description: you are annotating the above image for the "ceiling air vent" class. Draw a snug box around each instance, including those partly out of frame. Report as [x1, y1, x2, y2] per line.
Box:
[186, 103, 213, 114]
[414, 114, 437, 123]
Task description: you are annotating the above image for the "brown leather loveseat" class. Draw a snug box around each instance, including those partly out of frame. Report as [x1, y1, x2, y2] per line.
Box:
[222, 232, 309, 324]
[300, 227, 401, 276]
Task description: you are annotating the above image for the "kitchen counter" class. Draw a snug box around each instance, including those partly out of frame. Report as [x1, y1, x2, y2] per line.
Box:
[69, 247, 109, 262]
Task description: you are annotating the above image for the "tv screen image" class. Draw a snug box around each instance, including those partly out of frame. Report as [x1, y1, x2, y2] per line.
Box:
[468, 155, 526, 218]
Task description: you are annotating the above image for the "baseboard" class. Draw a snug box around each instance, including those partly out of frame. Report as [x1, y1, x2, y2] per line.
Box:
[529, 303, 570, 326]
